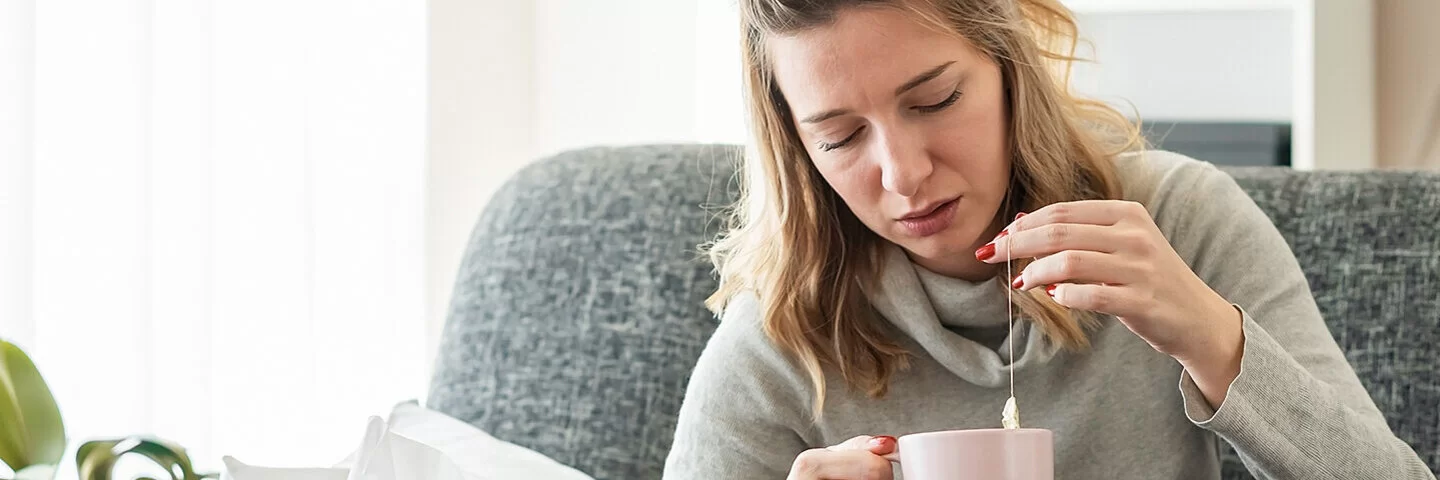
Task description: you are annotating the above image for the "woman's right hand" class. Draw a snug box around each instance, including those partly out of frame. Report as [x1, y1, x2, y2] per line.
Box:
[786, 435, 900, 480]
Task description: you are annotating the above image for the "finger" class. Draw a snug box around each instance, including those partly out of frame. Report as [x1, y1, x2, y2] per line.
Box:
[877, 447, 902, 464]
[1005, 200, 1147, 232]
[789, 448, 895, 480]
[978, 223, 1121, 264]
[827, 435, 878, 452]
[827, 435, 898, 456]
[1015, 250, 1141, 290]
[1048, 282, 1148, 318]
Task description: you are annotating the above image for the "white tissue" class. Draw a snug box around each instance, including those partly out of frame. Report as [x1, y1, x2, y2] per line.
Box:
[223, 401, 593, 480]
[220, 458, 348, 480]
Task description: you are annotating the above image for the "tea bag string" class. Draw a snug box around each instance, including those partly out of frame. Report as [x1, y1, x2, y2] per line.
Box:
[1007, 233, 1015, 398]
[1000, 202, 1021, 430]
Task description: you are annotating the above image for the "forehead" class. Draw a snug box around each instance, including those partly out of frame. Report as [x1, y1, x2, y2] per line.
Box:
[766, 7, 980, 110]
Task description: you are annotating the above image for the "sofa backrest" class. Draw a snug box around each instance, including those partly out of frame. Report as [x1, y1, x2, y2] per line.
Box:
[427, 145, 1439, 479]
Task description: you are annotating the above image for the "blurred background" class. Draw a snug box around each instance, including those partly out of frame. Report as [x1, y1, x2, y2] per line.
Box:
[2, 0, 1437, 473]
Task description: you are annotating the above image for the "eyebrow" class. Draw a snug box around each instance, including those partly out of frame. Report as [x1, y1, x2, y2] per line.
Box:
[799, 61, 957, 124]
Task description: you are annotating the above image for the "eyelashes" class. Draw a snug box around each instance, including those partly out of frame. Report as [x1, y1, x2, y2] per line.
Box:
[916, 89, 962, 114]
[814, 90, 963, 153]
[818, 126, 864, 152]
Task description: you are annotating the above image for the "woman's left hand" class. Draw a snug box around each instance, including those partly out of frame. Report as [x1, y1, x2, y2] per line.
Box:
[977, 200, 1244, 405]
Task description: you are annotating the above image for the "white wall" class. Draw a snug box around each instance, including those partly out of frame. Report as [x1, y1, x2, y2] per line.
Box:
[534, 0, 695, 156]
[530, 0, 745, 156]
[1071, 11, 1293, 122]
[693, 0, 747, 144]
[425, 0, 746, 368]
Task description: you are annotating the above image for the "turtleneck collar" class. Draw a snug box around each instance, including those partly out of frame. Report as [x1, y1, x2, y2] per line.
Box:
[865, 243, 1058, 387]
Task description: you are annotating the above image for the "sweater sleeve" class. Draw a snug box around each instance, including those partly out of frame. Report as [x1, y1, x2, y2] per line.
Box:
[1149, 155, 1435, 479]
[662, 292, 816, 479]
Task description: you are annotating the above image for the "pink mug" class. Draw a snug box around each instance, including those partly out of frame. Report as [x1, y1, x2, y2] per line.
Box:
[898, 428, 1054, 480]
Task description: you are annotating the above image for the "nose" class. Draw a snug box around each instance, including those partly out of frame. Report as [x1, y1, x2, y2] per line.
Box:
[876, 126, 932, 197]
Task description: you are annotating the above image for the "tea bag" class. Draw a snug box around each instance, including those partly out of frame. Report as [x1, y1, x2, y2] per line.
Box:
[1002, 396, 1020, 429]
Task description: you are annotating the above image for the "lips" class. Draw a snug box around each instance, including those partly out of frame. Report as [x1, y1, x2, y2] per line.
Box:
[896, 197, 960, 237]
[900, 198, 954, 220]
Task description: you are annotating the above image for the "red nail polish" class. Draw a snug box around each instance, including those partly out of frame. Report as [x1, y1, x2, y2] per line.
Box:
[1045, 284, 1056, 297]
[1014, 212, 1027, 221]
[868, 435, 897, 451]
[975, 243, 996, 261]
[994, 229, 1009, 241]
[1011, 274, 1024, 289]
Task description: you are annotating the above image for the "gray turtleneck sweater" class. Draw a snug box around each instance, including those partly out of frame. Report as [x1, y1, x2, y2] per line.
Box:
[663, 151, 1434, 479]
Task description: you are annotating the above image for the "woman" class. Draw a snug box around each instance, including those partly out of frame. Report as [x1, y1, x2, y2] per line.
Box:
[663, 0, 1432, 479]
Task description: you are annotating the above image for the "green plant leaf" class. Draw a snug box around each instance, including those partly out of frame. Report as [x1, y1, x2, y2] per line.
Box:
[0, 366, 29, 471]
[77, 437, 202, 480]
[0, 338, 66, 471]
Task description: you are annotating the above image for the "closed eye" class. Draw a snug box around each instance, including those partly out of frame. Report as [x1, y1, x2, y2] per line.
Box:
[915, 90, 961, 114]
[817, 125, 865, 152]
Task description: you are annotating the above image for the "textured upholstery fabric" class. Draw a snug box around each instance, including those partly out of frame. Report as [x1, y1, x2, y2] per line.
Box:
[1219, 168, 1440, 478]
[427, 144, 1439, 479]
[427, 145, 740, 480]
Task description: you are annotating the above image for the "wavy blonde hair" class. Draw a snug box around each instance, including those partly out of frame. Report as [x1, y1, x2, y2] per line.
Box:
[706, 0, 1143, 417]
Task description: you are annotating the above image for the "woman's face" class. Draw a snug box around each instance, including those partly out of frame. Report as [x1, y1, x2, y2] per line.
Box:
[770, 7, 1010, 279]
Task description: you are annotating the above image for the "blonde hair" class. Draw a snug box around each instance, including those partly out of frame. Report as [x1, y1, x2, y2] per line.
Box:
[706, 0, 1143, 417]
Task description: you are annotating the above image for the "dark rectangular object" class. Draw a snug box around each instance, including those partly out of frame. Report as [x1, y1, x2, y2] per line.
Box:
[1140, 121, 1292, 167]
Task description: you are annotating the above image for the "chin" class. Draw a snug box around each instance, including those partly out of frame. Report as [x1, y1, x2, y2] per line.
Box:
[891, 223, 979, 262]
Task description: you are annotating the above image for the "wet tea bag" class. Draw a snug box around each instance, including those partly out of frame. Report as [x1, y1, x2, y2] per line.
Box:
[1002, 396, 1020, 429]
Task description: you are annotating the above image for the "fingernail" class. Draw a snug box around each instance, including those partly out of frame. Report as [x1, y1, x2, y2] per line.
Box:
[975, 243, 996, 261]
[1014, 212, 1027, 221]
[868, 436, 897, 449]
[993, 229, 1009, 242]
[1011, 274, 1024, 289]
[1045, 284, 1056, 297]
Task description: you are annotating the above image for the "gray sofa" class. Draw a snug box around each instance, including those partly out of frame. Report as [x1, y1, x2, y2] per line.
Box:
[428, 144, 1439, 479]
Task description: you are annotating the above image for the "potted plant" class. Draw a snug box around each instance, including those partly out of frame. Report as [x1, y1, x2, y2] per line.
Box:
[1, 339, 211, 480]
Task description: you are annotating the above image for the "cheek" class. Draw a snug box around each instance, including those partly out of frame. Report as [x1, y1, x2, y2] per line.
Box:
[812, 159, 884, 219]
[930, 130, 1004, 179]
[931, 95, 1009, 182]
[963, 91, 1008, 151]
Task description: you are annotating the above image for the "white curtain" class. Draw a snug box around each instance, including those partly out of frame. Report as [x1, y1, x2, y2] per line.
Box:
[0, 0, 427, 471]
